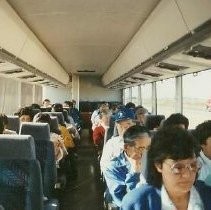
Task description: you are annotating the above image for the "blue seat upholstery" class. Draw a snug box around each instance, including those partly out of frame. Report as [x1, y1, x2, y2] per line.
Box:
[50, 116, 59, 131]
[0, 135, 43, 210]
[32, 108, 41, 116]
[7, 115, 20, 133]
[62, 110, 70, 123]
[44, 112, 65, 126]
[20, 123, 57, 198]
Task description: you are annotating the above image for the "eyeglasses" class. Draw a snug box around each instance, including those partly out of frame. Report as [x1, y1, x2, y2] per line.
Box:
[164, 160, 201, 175]
[133, 145, 148, 152]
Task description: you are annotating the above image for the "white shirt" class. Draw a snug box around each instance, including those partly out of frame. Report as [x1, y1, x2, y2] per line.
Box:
[100, 136, 124, 172]
[161, 185, 204, 210]
[198, 151, 211, 186]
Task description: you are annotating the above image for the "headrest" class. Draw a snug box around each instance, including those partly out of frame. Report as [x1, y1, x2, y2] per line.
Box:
[0, 135, 36, 160]
[7, 115, 20, 132]
[44, 112, 65, 125]
[20, 122, 50, 141]
[50, 116, 59, 130]
[115, 108, 135, 122]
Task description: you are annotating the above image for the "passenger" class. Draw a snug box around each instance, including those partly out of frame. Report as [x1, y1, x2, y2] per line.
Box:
[194, 120, 211, 186]
[100, 108, 135, 172]
[42, 98, 51, 108]
[93, 111, 110, 151]
[34, 113, 68, 163]
[91, 102, 110, 130]
[121, 127, 211, 210]
[125, 102, 136, 110]
[16, 106, 34, 122]
[104, 125, 151, 207]
[30, 103, 41, 110]
[0, 114, 16, 134]
[63, 100, 81, 129]
[162, 113, 189, 129]
[134, 106, 148, 126]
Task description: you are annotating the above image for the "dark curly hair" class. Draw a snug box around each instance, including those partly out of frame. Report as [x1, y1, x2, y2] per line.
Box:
[147, 127, 198, 188]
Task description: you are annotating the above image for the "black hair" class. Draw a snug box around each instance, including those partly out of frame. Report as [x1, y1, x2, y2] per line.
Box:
[0, 115, 4, 134]
[194, 120, 211, 145]
[162, 113, 189, 129]
[31, 103, 41, 109]
[64, 101, 73, 107]
[52, 103, 63, 112]
[16, 106, 34, 121]
[0, 114, 8, 127]
[34, 113, 60, 134]
[123, 125, 150, 145]
[125, 102, 136, 109]
[147, 127, 198, 188]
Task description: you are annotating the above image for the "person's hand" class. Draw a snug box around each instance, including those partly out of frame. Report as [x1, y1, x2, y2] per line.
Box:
[127, 156, 141, 173]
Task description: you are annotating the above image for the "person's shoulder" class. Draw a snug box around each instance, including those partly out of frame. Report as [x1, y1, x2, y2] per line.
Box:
[122, 184, 159, 205]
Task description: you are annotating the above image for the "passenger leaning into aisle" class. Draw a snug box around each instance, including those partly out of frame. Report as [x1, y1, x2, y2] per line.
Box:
[121, 127, 211, 210]
[100, 108, 135, 172]
[104, 125, 151, 207]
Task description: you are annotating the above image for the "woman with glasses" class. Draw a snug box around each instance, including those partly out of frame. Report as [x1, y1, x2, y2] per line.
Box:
[121, 127, 211, 210]
[103, 125, 151, 208]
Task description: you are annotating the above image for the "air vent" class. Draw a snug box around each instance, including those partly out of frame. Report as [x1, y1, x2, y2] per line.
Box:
[1, 69, 23, 74]
[141, 72, 162, 77]
[77, 70, 95, 73]
[184, 44, 211, 60]
[18, 75, 36, 79]
[156, 62, 188, 71]
[131, 77, 147, 81]
[32, 79, 44, 82]
[40, 81, 50, 85]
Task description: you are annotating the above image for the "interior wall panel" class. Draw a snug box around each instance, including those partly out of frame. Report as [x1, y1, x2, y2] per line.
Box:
[21, 82, 33, 107]
[176, 0, 211, 31]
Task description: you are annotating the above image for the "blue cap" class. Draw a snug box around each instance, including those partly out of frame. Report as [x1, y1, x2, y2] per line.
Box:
[115, 108, 135, 122]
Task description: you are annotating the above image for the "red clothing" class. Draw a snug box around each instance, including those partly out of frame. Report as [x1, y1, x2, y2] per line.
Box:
[92, 125, 105, 145]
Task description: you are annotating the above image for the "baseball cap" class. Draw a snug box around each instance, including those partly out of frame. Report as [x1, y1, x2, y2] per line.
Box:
[115, 108, 135, 122]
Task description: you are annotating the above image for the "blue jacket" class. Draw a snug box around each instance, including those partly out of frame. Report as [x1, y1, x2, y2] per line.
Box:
[104, 152, 141, 207]
[121, 181, 211, 210]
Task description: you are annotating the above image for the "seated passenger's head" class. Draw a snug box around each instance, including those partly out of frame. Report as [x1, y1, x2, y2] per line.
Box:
[123, 125, 151, 160]
[125, 102, 136, 110]
[147, 127, 200, 193]
[194, 120, 211, 159]
[52, 103, 63, 112]
[115, 108, 135, 136]
[43, 99, 51, 108]
[63, 101, 73, 108]
[17, 107, 34, 122]
[31, 103, 41, 110]
[162, 113, 189, 129]
[135, 106, 148, 125]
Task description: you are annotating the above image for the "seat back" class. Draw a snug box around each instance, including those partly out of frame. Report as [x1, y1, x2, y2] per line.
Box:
[145, 115, 165, 130]
[7, 115, 20, 133]
[20, 123, 57, 198]
[62, 110, 70, 123]
[44, 112, 65, 126]
[32, 108, 41, 116]
[50, 116, 59, 131]
[0, 135, 43, 210]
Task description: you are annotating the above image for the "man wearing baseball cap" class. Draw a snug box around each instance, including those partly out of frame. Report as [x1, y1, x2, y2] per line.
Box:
[100, 108, 135, 172]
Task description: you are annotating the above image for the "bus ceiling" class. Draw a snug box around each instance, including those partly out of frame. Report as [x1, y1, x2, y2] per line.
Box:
[0, 0, 211, 89]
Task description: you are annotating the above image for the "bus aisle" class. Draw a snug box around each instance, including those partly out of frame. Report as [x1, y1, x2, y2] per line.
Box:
[58, 128, 104, 210]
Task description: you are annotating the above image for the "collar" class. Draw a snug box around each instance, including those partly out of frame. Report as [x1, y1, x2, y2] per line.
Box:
[161, 185, 204, 210]
[200, 151, 211, 165]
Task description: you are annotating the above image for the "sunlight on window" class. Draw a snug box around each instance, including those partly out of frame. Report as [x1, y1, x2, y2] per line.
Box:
[157, 78, 175, 117]
[131, 86, 139, 106]
[142, 83, 152, 113]
[124, 88, 130, 105]
[183, 70, 211, 129]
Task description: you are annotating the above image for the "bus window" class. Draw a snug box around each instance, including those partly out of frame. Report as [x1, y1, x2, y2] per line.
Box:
[141, 83, 152, 113]
[157, 78, 175, 117]
[124, 88, 130, 105]
[131, 86, 139, 106]
[183, 70, 211, 128]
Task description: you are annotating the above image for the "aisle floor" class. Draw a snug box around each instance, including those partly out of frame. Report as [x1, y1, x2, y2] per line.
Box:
[59, 129, 105, 210]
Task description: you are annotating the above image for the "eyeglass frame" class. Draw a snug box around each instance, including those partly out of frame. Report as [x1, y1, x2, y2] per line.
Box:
[164, 159, 202, 175]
